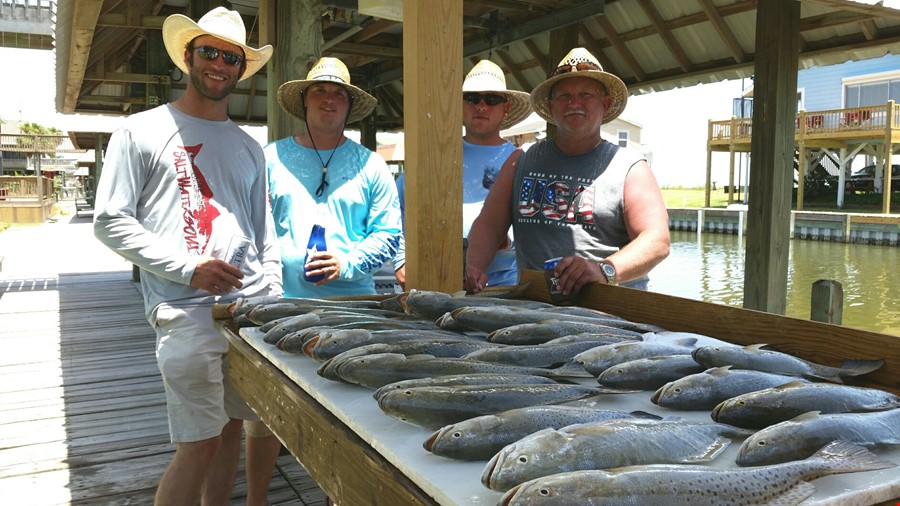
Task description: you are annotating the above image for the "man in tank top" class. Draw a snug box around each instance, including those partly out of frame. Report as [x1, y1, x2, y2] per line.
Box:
[465, 47, 670, 295]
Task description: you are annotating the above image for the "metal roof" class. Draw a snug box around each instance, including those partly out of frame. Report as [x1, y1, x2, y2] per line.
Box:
[52, 0, 900, 149]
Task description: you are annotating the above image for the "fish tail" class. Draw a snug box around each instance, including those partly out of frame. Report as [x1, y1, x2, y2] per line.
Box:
[840, 358, 885, 376]
[813, 441, 896, 475]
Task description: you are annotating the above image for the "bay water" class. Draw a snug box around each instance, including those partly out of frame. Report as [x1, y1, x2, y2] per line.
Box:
[648, 230, 899, 336]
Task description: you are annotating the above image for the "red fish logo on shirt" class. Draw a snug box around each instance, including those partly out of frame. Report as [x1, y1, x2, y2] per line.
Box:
[175, 144, 220, 253]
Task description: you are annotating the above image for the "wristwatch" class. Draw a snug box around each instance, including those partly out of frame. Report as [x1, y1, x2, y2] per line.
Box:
[599, 260, 617, 285]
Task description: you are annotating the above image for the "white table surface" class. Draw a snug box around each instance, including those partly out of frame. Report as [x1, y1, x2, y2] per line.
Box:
[239, 327, 900, 505]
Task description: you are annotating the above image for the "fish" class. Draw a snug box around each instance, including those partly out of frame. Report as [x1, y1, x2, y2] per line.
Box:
[596, 355, 705, 390]
[371, 374, 560, 401]
[736, 408, 900, 466]
[334, 353, 592, 389]
[498, 441, 895, 506]
[536, 306, 666, 333]
[461, 341, 613, 368]
[651, 366, 808, 410]
[424, 406, 661, 461]
[376, 383, 618, 429]
[308, 328, 477, 360]
[692, 343, 884, 383]
[712, 381, 900, 429]
[451, 306, 650, 334]
[260, 313, 323, 344]
[487, 321, 642, 345]
[245, 298, 384, 323]
[482, 418, 754, 492]
[574, 338, 698, 376]
[402, 289, 551, 320]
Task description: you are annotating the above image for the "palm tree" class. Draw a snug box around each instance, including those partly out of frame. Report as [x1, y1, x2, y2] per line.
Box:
[16, 122, 63, 173]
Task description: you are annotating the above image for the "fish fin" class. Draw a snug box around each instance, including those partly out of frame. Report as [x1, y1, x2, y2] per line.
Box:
[755, 482, 816, 506]
[706, 366, 733, 376]
[629, 410, 663, 420]
[813, 441, 896, 473]
[746, 343, 768, 351]
[673, 337, 699, 347]
[776, 380, 811, 389]
[840, 358, 885, 376]
[685, 436, 731, 462]
[787, 410, 822, 422]
[451, 290, 467, 298]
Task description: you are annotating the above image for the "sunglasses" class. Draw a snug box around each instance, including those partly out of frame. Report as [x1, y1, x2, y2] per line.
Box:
[194, 45, 244, 66]
[463, 93, 508, 106]
[551, 61, 601, 77]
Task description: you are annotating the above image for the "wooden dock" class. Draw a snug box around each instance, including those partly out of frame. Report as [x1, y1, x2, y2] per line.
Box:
[0, 202, 326, 505]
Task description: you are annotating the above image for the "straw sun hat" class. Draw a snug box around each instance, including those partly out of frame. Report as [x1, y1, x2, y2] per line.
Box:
[162, 7, 272, 82]
[463, 60, 532, 130]
[530, 47, 628, 125]
[277, 57, 378, 125]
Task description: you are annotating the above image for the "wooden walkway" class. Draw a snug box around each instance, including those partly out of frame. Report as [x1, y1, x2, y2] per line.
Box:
[0, 201, 326, 505]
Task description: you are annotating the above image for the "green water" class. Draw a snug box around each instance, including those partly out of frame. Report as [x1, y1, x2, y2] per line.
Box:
[648, 230, 899, 336]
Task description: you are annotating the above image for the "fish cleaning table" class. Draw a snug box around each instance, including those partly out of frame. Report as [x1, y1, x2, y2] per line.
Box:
[215, 326, 900, 504]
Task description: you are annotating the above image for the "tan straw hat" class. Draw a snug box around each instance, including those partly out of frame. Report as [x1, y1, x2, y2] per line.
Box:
[277, 57, 378, 125]
[530, 47, 628, 125]
[162, 7, 272, 82]
[463, 60, 532, 130]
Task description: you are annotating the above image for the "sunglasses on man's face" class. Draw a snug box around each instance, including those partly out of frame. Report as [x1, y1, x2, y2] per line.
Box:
[463, 93, 508, 106]
[194, 45, 244, 66]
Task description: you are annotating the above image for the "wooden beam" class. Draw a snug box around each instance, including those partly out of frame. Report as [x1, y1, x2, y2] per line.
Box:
[638, 0, 692, 73]
[82, 72, 171, 84]
[64, 0, 104, 113]
[697, 0, 746, 64]
[495, 49, 532, 92]
[403, 0, 464, 292]
[743, 0, 800, 315]
[579, 25, 622, 78]
[94, 13, 165, 29]
[523, 39, 548, 74]
[594, 14, 646, 82]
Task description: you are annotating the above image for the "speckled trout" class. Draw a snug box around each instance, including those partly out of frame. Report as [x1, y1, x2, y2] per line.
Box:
[498, 441, 894, 505]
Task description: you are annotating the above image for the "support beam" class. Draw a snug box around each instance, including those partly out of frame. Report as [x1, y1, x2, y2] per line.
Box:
[743, 0, 800, 315]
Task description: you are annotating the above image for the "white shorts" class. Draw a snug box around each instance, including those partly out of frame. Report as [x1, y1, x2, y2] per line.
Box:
[154, 304, 259, 443]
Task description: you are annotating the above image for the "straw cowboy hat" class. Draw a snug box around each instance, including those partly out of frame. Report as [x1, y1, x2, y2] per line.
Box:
[162, 7, 272, 82]
[462, 60, 532, 130]
[530, 47, 628, 125]
[277, 57, 378, 125]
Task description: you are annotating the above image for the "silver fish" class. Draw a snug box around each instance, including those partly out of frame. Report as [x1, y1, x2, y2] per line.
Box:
[335, 353, 590, 389]
[651, 366, 807, 410]
[712, 381, 900, 429]
[488, 322, 642, 346]
[482, 418, 753, 492]
[309, 328, 477, 360]
[371, 373, 560, 402]
[461, 341, 612, 368]
[376, 383, 614, 428]
[596, 355, 704, 390]
[403, 289, 551, 320]
[574, 338, 697, 376]
[736, 408, 900, 466]
[498, 441, 895, 506]
[452, 306, 648, 334]
[692, 343, 884, 383]
[261, 313, 323, 344]
[424, 406, 660, 461]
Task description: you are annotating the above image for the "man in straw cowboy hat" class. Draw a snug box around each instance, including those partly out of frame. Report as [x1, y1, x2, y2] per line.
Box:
[93, 7, 282, 505]
[465, 47, 669, 295]
[266, 57, 402, 298]
[392, 59, 532, 288]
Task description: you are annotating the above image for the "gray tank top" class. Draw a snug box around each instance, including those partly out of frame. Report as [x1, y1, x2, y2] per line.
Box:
[512, 139, 648, 288]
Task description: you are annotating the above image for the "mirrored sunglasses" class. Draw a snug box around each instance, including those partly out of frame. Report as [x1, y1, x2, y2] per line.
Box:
[551, 61, 601, 77]
[463, 93, 508, 106]
[194, 45, 244, 66]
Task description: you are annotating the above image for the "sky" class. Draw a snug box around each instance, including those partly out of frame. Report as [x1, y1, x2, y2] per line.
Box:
[0, 46, 745, 187]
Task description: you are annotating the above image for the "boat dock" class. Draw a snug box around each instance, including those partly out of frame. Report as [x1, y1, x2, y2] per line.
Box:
[0, 199, 325, 505]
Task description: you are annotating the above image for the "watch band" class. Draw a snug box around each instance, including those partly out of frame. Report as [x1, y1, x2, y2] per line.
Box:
[600, 260, 617, 285]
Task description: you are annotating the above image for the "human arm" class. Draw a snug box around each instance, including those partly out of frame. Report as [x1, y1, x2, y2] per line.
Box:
[464, 149, 520, 293]
[552, 159, 670, 295]
[392, 174, 406, 287]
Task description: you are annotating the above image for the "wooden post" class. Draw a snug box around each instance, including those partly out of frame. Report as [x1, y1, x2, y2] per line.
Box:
[705, 121, 713, 208]
[883, 101, 894, 214]
[811, 279, 842, 325]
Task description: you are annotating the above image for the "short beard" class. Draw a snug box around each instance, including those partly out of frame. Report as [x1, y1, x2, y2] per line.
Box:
[188, 54, 237, 101]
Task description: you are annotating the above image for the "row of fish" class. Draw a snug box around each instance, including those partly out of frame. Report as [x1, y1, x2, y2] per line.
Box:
[230, 290, 898, 505]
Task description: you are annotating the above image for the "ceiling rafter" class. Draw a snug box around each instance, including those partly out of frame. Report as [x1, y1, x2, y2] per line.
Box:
[594, 14, 646, 81]
[697, 0, 746, 64]
[637, 0, 692, 73]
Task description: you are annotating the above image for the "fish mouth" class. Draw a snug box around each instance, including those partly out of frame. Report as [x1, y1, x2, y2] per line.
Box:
[398, 292, 411, 314]
[481, 450, 502, 489]
[450, 307, 468, 318]
[650, 385, 664, 405]
[498, 484, 523, 506]
[486, 329, 500, 342]
[423, 426, 449, 452]
[710, 401, 725, 421]
[303, 336, 319, 358]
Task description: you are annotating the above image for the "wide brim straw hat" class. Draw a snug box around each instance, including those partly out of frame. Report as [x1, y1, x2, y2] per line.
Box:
[277, 57, 378, 125]
[530, 47, 628, 125]
[463, 60, 532, 130]
[162, 6, 272, 82]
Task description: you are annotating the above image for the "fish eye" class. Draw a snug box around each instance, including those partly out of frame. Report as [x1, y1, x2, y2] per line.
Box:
[452, 431, 462, 439]
[673, 387, 682, 393]
[737, 400, 746, 407]
[539, 488, 550, 496]
[517, 455, 528, 464]
[756, 440, 767, 447]
[403, 389, 413, 396]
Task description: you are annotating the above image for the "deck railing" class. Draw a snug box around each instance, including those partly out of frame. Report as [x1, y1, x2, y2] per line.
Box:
[709, 101, 899, 143]
[0, 133, 82, 154]
[0, 175, 55, 200]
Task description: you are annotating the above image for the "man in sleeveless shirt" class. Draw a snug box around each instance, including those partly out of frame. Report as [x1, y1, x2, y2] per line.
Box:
[465, 47, 670, 295]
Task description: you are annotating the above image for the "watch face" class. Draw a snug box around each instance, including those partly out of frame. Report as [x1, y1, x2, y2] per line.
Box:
[601, 262, 616, 283]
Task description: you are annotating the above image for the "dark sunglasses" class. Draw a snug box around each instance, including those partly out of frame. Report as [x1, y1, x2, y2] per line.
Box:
[463, 93, 508, 106]
[551, 61, 601, 77]
[194, 45, 244, 66]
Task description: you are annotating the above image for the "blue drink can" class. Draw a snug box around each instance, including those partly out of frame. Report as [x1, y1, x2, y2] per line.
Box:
[303, 224, 327, 282]
[544, 257, 562, 271]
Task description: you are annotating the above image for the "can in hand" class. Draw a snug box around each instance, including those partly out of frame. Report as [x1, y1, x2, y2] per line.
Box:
[225, 235, 251, 268]
[543, 257, 562, 271]
[303, 224, 328, 282]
